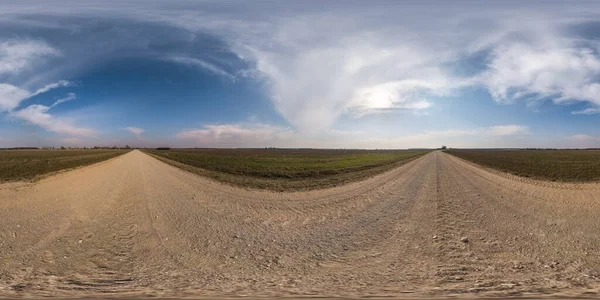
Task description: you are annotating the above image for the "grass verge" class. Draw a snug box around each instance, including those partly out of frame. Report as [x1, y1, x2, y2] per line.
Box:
[0, 149, 130, 182]
[144, 149, 429, 191]
[445, 149, 600, 182]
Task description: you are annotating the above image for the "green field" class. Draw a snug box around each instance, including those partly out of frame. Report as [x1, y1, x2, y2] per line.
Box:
[0, 149, 130, 182]
[145, 148, 429, 190]
[445, 149, 600, 182]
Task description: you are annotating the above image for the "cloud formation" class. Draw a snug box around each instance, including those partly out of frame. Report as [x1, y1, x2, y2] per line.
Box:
[0, 39, 59, 75]
[50, 92, 76, 107]
[0, 37, 92, 139]
[177, 123, 294, 148]
[479, 41, 600, 108]
[124, 127, 144, 139]
[0, 83, 30, 112]
[166, 56, 235, 80]
[12, 103, 96, 136]
[234, 30, 453, 132]
[572, 107, 600, 115]
[1, 2, 600, 148]
[175, 122, 530, 149]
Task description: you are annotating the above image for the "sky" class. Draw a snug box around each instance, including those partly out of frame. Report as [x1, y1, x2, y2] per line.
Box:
[0, 0, 599, 149]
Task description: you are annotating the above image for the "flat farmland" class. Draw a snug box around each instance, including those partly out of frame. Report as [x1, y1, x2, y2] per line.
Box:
[144, 148, 428, 190]
[445, 149, 600, 182]
[0, 149, 130, 182]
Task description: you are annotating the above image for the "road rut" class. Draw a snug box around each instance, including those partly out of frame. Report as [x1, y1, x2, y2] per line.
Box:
[0, 150, 599, 298]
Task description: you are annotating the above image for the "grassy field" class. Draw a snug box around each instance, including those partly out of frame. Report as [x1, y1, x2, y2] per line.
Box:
[0, 149, 130, 182]
[145, 148, 429, 190]
[445, 149, 600, 182]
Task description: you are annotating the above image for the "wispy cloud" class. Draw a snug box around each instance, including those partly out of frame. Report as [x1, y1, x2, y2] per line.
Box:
[2, 2, 600, 148]
[572, 107, 600, 115]
[478, 41, 600, 106]
[12, 104, 97, 136]
[485, 125, 530, 137]
[30, 80, 71, 98]
[124, 126, 144, 139]
[166, 56, 235, 80]
[234, 30, 453, 133]
[0, 81, 71, 112]
[0, 39, 60, 75]
[0, 83, 31, 112]
[61, 137, 84, 145]
[570, 134, 600, 141]
[50, 92, 76, 107]
[1, 81, 92, 137]
[177, 123, 294, 148]
[568, 134, 600, 148]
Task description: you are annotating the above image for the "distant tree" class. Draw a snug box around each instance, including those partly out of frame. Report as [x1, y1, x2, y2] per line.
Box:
[125, 145, 131, 149]
[60, 146, 66, 150]
[441, 145, 447, 150]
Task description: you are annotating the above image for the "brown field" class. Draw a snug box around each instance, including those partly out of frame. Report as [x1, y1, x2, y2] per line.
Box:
[445, 149, 600, 182]
[0, 149, 129, 182]
[144, 148, 428, 191]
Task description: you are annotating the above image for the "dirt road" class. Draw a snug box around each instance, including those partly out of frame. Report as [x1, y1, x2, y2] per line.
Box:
[1, 150, 599, 298]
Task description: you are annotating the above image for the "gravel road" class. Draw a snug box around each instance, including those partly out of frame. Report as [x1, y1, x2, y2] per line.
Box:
[1, 150, 599, 298]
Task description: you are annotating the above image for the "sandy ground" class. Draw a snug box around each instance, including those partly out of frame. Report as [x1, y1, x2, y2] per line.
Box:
[0, 150, 599, 298]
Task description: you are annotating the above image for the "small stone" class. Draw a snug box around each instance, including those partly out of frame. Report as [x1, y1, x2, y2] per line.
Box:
[234, 235, 240, 239]
[461, 237, 469, 243]
[78, 240, 83, 244]
[433, 235, 438, 239]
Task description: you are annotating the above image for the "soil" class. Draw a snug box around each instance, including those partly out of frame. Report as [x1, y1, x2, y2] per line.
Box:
[1, 150, 599, 298]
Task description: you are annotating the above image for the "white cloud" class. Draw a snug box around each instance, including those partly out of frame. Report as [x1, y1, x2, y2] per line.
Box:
[0, 80, 83, 137]
[174, 123, 529, 149]
[567, 134, 600, 148]
[3, 2, 600, 148]
[166, 56, 234, 80]
[347, 80, 440, 117]
[348, 125, 531, 149]
[0, 80, 71, 113]
[61, 137, 84, 145]
[0, 83, 30, 112]
[177, 123, 294, 148]
[237, 33, 452, 133]
[0, 39, 60, 75]
[485, 125, 530, 136]
[30, 80, 70, 98]
[124, 126, 144, 139]
[50, 92, 76, 107]
[478, 41, 600, 106]
[569, 134, 600, 142]
[572, 107, 600, 115]
[11, 104, 96, 136]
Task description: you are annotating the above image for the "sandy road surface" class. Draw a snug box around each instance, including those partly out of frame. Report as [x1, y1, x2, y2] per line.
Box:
[1, 150, 600, 298]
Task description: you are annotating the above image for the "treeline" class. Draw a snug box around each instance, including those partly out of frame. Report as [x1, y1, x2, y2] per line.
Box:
[1, 145, 135, 150]
[524, 148, 600, 150]
[0, 147, 38, 150]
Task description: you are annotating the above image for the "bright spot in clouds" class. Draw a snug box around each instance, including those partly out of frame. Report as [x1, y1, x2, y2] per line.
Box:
[0, 1, 598, 148]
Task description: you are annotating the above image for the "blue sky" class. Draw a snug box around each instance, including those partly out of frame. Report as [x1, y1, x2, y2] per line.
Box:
[0, 1, 599, 148]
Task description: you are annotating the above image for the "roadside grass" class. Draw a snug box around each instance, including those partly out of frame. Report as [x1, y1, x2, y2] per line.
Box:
[0, 149, 130, 182]
[445, 149, 600, 182]
[144, 148, 429, 191]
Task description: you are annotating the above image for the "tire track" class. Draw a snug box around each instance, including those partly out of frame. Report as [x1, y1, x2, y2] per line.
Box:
[0, 150, 599, 298]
